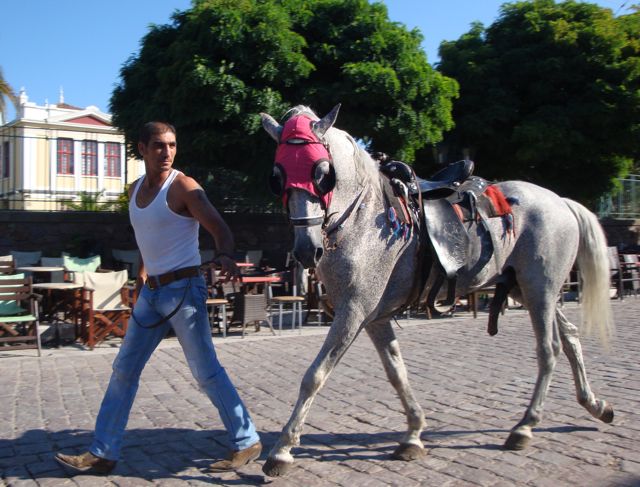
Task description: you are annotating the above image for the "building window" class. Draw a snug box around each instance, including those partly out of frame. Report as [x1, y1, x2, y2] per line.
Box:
[2, 141, 9, 178]
[57, 138, 74, 174]
[104, 142, 121, 177]
[81, 140, 98, 176]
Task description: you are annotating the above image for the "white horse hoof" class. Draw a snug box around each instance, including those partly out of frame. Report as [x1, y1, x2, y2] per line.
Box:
[262, 456, 294, 477]
[391, 443, 426, 461]
[599, 403, 614, 424]
[504, 430, 532, 450]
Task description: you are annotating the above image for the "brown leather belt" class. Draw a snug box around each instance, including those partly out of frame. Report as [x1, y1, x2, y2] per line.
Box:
[147, 266, 201, 290]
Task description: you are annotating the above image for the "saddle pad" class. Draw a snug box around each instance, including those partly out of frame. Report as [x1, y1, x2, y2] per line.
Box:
[480, 185, 512, 218]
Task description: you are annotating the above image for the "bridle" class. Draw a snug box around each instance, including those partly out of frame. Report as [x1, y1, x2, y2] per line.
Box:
[267, 110, 370, 249]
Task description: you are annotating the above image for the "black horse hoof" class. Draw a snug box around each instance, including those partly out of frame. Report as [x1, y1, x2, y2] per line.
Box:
[599, 404, 614, 424]
[262, 457, 293, 477]
[504, 431, 531, 450]
[391, 443, 426, 461]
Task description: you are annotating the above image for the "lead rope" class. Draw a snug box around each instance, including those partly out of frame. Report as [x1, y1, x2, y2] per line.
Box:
[132, 279, 192, 330]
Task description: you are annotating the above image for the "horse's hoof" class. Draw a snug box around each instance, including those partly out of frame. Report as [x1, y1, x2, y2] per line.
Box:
[504, 431, 531, 450]
[391, 443, 426, 461]
[599, 403, 614, 424]
[262, 457, 293, 477]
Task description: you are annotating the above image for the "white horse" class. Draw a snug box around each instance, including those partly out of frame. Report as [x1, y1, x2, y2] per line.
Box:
[259, 104, 614, 477]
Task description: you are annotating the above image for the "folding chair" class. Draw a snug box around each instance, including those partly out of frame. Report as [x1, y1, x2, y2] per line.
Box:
[0, 274, 41, 356]
[79, 270, 130, 349]
[10, 250, 42, 267]
[63, 255, 102, 283]
[0, 256, 15, 275]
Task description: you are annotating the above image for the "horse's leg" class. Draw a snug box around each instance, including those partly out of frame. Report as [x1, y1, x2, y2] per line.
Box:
[505, 299, 562, 450]
[366, 321, 426, 460]
[556, 308, 614, 423]
[263, 315, 363, 477]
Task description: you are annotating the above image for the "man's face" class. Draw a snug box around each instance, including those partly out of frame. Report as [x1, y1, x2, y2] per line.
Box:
[138, 130, 177, 172]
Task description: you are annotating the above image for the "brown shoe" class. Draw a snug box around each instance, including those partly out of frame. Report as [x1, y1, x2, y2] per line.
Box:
[55, 451, 116, 475]
[209, 441, 262, 472]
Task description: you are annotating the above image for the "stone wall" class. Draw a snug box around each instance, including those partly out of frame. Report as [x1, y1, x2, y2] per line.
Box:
[0, 211, 638, 268]
[0, 211, 293, 269]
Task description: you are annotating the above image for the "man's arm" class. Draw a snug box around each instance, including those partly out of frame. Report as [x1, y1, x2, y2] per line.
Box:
[175, 175, 240, 279]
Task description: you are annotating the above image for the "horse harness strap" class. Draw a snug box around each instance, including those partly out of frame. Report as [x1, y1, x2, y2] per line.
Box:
[322, 184, 369, 243]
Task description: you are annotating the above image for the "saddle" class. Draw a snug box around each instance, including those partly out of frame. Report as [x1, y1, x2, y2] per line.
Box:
[376, 154, 515, 333]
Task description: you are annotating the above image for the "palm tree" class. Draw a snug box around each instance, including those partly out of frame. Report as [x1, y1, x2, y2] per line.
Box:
[0, 67, 18, 124]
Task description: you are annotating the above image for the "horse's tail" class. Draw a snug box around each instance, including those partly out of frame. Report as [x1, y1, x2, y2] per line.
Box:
[563, 198, 614, 346]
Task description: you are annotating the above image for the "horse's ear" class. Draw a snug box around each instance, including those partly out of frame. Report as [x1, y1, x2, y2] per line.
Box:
[313, 103, 341, 138]
[260, 112, 282, 143]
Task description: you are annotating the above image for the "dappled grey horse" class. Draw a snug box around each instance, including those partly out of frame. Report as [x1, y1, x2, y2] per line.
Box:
[259, 105, 614, 477]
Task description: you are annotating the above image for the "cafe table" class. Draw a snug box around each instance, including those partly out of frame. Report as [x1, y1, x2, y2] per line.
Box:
[16, 266, 65, 283]
[32, 282, 83, 347]
[239, 275, 282, 294]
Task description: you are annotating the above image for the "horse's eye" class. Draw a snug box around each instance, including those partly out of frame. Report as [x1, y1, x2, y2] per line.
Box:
[312, 159, 336, 195]
[269, 164, 286, 196]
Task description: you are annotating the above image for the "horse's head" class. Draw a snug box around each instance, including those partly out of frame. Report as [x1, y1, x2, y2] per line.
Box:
[261, 104, 374, 268]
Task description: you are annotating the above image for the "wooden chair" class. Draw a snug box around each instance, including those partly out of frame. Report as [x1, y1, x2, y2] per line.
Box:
[0, 275, 41, 356]
[0, 256, 15, 275]
[78, 270, 130, 349]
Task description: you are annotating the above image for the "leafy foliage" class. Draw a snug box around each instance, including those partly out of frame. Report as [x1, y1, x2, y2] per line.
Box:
[62, 190, 127, 212]
[110, 0, 457, 205]
[0, 67, 18, 123]
[437, 0, 640, 204]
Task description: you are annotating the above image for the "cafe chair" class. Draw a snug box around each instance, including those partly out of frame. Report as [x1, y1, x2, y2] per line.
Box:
[40, 257, 65, 283]
[619, 252, 640, 297]
[10, 250, 42, 268]
[111, 249, 141, 280]
[78, 270, 130, 350]
[231, 292, 275, 338]
[245, 250, 264, 268]
[63, 254, 102, 283]
[0, 256, 15, 275]
[0, 274, 42, 356]
[207, 297, 230, 337]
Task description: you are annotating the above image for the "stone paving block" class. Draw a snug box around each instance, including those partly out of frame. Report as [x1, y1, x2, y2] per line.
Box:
[0, 300, 638, 485]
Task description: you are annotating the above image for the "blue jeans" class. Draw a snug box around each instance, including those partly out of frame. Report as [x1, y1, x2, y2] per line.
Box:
[90, 276, 259, 460]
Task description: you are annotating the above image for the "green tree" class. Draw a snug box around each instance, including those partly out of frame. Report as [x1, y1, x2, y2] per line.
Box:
[0, 67, 18, 123]
[110, 0, 457, 204]
[437, 0, 640, 204]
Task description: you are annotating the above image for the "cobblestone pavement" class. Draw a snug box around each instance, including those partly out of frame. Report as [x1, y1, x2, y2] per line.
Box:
[1, 299, 639, 486]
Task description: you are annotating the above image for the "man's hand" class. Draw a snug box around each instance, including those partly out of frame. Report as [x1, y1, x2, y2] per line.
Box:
[215, 255, 240, 282]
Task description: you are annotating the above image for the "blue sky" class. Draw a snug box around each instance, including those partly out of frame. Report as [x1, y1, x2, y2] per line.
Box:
[0, 0, 630, 121]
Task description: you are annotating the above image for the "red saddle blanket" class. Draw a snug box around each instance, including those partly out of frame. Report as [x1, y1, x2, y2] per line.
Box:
[483, 185, 512, 218]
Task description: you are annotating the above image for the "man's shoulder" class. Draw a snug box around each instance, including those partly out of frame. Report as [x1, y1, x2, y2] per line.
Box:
[173, 171, 201, 191]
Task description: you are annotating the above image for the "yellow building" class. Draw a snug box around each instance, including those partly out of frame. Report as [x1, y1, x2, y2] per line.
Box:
[0, 88, 144, 210]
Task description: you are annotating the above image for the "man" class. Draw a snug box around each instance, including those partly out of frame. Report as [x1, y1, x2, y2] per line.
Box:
[56, 121, 261, 475]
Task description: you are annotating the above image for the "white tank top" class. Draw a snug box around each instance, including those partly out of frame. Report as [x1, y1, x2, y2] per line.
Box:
[129, 169, 201, 276]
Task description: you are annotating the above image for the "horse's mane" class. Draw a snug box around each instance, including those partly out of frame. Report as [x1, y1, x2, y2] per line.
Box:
[284, 105, 380, 189]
